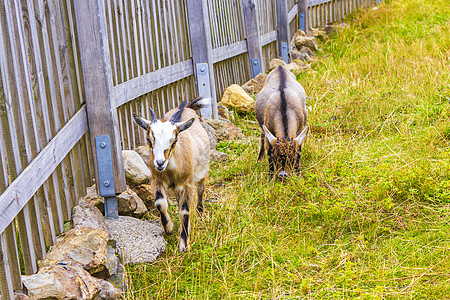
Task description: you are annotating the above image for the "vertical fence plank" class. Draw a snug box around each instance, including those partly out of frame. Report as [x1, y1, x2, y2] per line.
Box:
[51, 0, 84, 205]
[142, 0, 153, 73]
[186, 0, 217, 119]
[62, 0, 92, 197]
[136, 0, 148, 73]
[150, 0, 162, 71]
[242, 0, 264, 77]
[118, 0, 131, 81]
[123, 0, 136, 79]
[276, 0, 290, 63]
[112, 0, 125, 85]
[0, 234, 14, 299]
[130, 0, 142, 78]
[170, 0, 182, 64]
[3, 225, 21, 292]
[73, 0, 127, 195]
[106, 0, 119, 85]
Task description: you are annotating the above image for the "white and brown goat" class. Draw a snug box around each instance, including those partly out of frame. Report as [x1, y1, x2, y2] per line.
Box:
[133, 98, 210, 252]
[255, 66, 309, 179]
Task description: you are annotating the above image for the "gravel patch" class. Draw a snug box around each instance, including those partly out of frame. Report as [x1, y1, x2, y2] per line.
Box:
[105, 216, 165, 264]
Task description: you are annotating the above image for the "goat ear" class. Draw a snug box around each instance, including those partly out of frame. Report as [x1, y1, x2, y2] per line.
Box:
[176, 117, 195, 133]
[294, 126, 309, 145]
[262, 125, 276, 144]
[133, 113, 151, 131]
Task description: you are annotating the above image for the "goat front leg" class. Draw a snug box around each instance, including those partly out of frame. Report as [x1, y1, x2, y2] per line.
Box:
[294, 150, 301, 174]
[176, 184, 193, 253]
[196, 177, 207, 214]
[267, 144, 275, 176]
[154, 186, 173, 235]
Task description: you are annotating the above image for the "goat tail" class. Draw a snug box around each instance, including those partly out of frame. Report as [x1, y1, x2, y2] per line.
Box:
[187, 97, 211, 110]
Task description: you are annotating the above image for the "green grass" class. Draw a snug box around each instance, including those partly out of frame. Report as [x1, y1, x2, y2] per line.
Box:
[126, 0, 450, 298]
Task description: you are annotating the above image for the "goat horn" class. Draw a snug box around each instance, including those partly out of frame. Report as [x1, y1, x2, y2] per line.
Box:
[149, 106, 158, 123]
[169, 100, 188, 124]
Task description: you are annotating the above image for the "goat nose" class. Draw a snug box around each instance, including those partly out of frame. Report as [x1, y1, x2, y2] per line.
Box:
[155, 160, 165, 169]
[278, 171, 289, 180]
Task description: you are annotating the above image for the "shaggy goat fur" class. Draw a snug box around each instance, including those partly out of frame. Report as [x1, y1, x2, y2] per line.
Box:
[255, 66, 309, 179]
[133, 98, 210, 252]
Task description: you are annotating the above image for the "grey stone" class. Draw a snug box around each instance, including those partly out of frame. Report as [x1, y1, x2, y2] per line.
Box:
[292, 29, 319, 51]
[309, 27, 328, 41]
[269, 58, 286, 70]
[81, 185, 105, 214]
[116, 188, 137, 215]
[72, 201, 107, 231]
[203, 119, 243, 142]
[291, 46, 314, 61]
[133, 194, 148, 217]
[242, 73, 266, 95]
[107, 262, 127, 291]
[122, 150, 151, 187]
[133, 145, 150, 166]
[219, 84, 255, 113]
[39, 227, 119, 279]
[22, 262, 121, 300]
[117, 187, 148, 216]
[217, 105, 235, 122]
[132, 184, 153, 208]
[201, 122, 218, 150]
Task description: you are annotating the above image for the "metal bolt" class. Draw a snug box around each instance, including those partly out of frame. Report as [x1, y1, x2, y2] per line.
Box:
[103, 181, 110, 187]
[100, 142, 106, 149]
[282, 44, 287, 49]
[200, 67, 206, 72]
[253, 60, 258, 65]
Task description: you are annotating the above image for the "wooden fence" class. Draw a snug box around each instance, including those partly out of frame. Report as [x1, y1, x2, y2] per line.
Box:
[0, 0, 378, 297]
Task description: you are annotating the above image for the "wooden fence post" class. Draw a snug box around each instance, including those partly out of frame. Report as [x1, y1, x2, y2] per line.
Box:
[73, 0, 126, 197]
[242, 0, 264, 77]
[298, 0, 308, 34]
[186, 0, 218, 119]
[276, 0, 291, 63]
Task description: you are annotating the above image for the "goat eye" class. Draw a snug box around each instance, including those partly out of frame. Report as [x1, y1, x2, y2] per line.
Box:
[147, 138, 153, 146]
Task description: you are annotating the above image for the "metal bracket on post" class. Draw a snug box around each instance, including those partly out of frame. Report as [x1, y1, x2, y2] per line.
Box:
[299, 13, 305, 32]
[196, 63, 212, 119]
[95, 135, 118, 219]
[281, 42, 289, 63]
[251, 58, 262, 77]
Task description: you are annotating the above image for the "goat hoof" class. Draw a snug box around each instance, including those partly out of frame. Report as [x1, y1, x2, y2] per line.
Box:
[179, 242, 189, 253]
[164, 222, 173, 235]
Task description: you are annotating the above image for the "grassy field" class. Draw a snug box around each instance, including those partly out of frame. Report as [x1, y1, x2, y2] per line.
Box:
[126, 0, 450, 298]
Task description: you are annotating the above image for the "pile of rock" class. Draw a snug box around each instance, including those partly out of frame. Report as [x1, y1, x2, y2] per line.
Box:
[20, 151, 167, 299]
[22, 201, 124, 299]
[21, 190, 165, 299]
